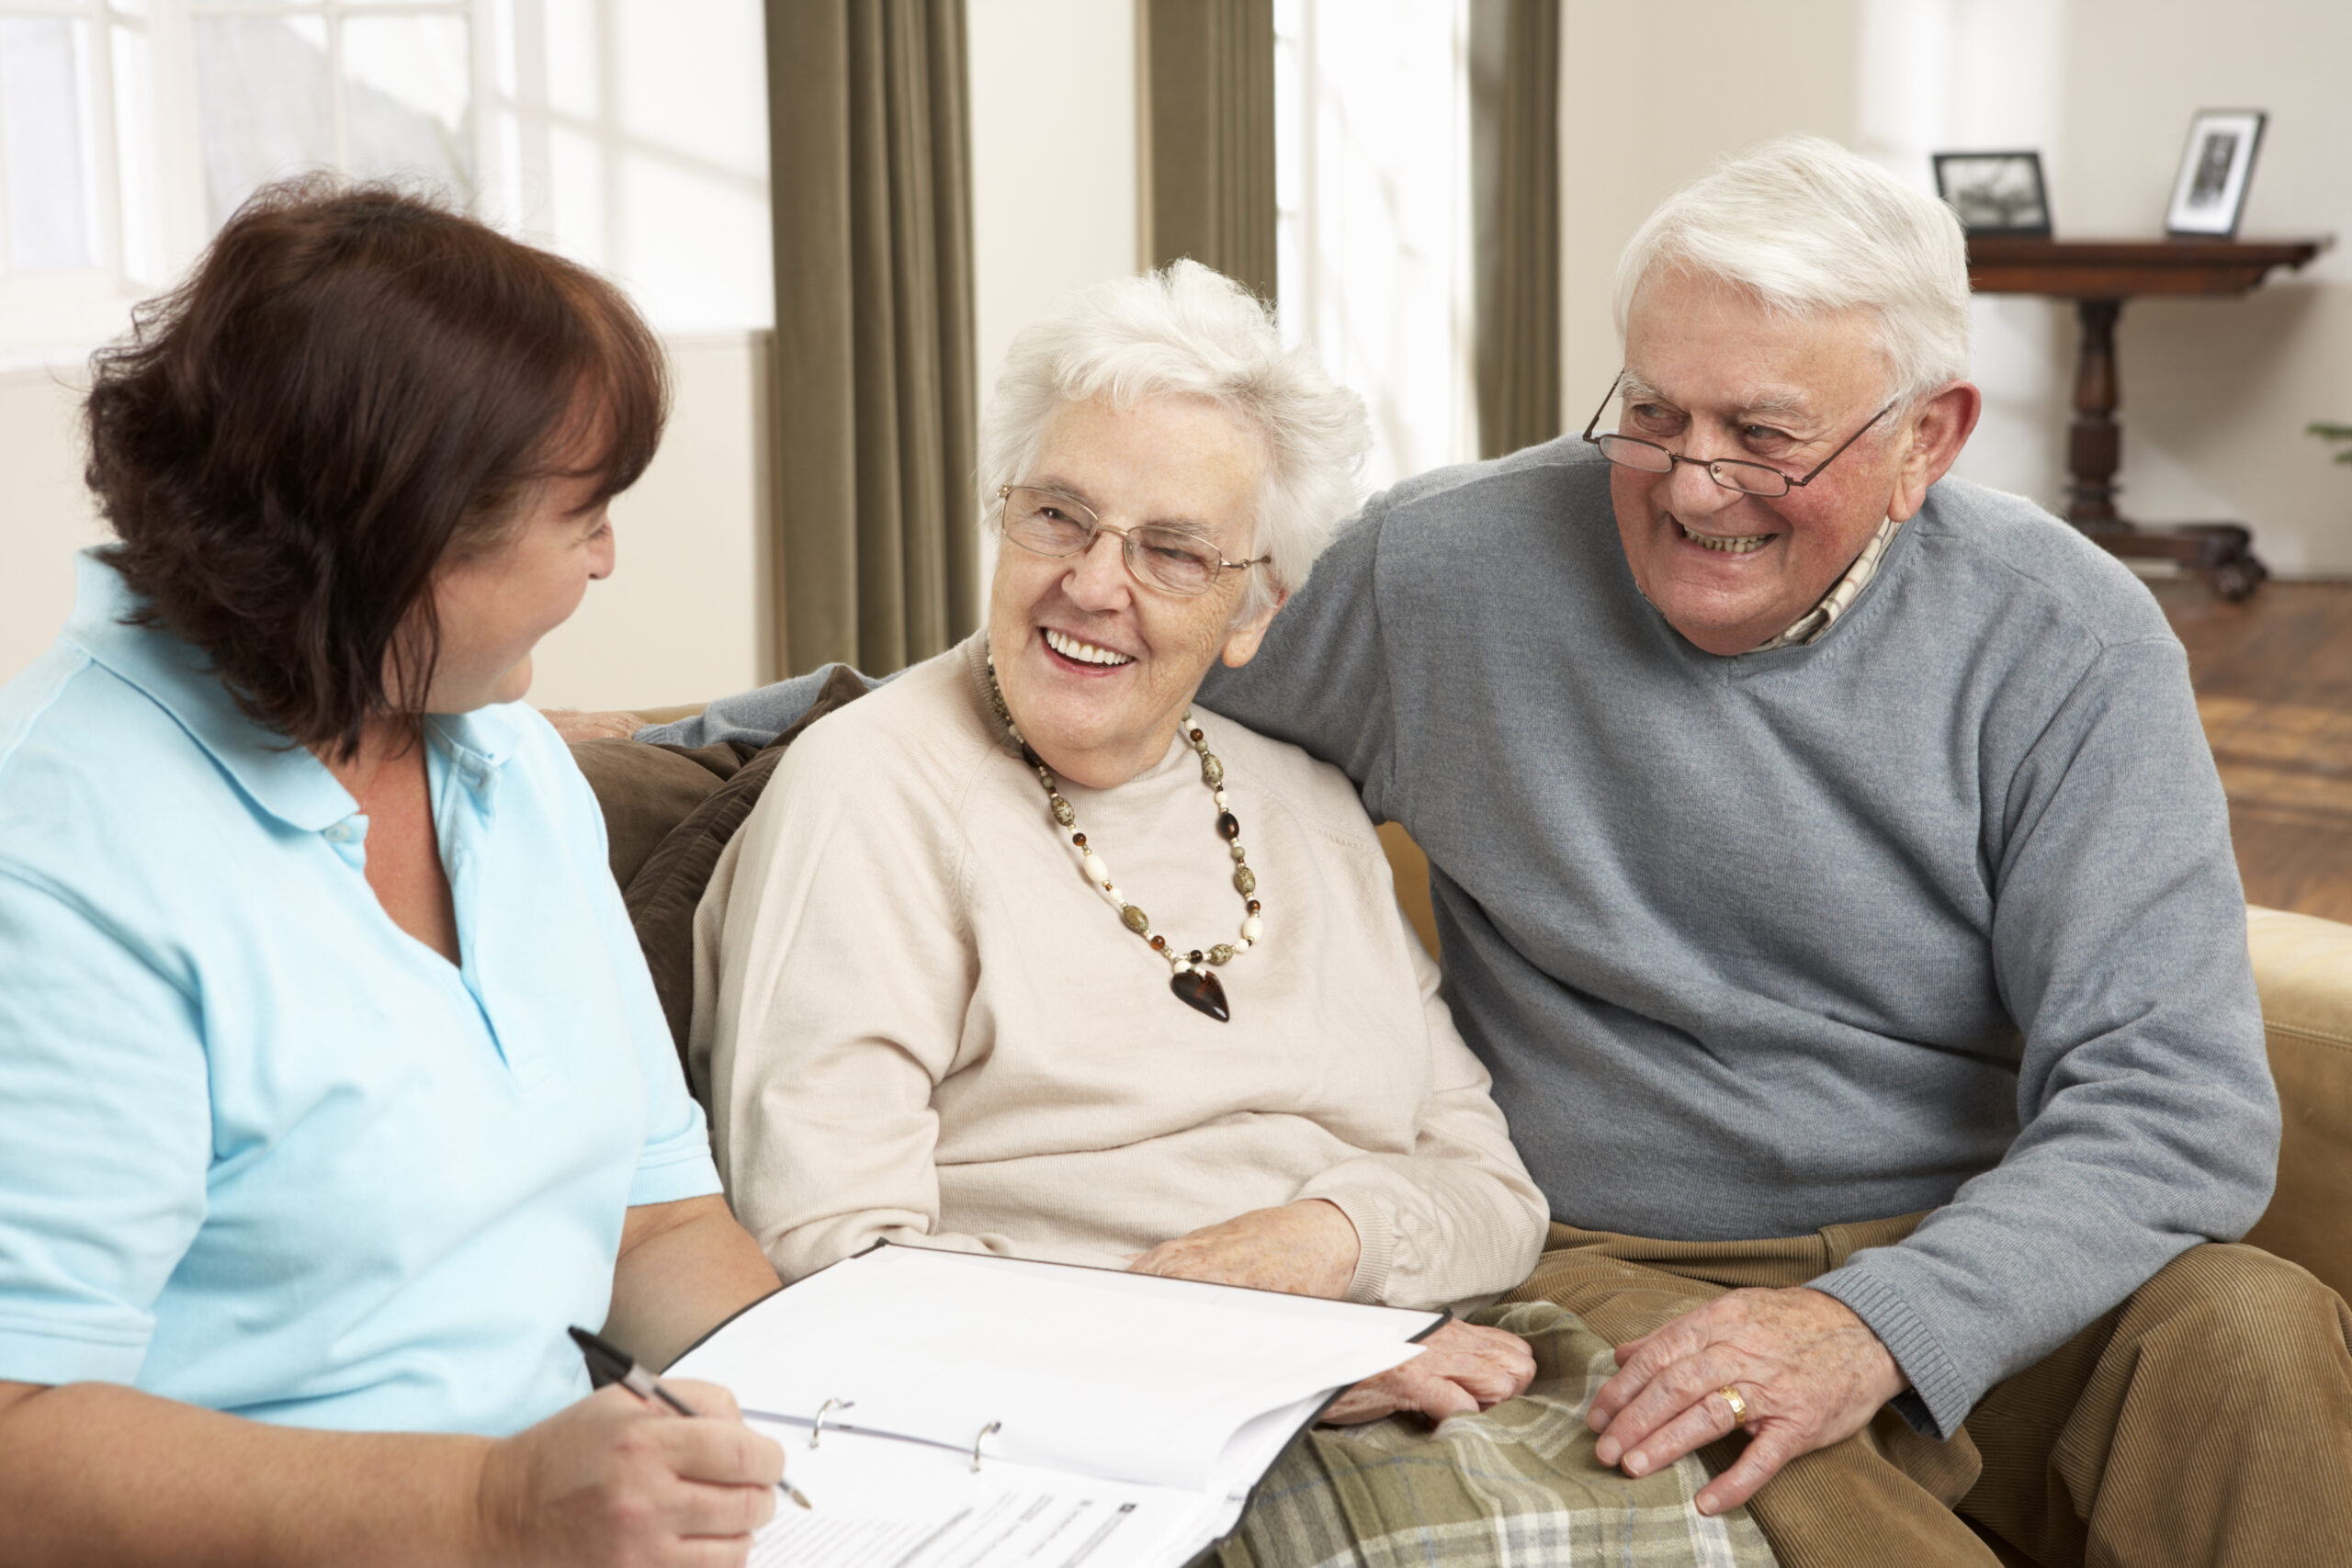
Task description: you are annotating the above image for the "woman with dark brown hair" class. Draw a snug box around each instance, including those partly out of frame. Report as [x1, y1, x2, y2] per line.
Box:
[0, 183, 788, 1566]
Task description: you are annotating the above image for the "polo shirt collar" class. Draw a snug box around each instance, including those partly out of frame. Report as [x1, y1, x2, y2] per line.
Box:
[65, 549, 357, 833]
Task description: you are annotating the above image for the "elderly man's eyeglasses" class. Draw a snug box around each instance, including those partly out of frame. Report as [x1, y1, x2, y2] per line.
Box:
[997, 485, 1269, 598]
[1579, 371, 1895, 498]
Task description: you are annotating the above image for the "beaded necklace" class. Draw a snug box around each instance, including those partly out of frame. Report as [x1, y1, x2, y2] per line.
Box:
[985, 657, 1263, 1022]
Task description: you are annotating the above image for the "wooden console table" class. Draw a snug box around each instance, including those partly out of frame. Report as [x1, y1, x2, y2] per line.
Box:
[1965, 237, 2325, 599]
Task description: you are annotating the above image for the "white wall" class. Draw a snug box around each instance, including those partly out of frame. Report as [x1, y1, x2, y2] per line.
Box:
[961, 0, 1140, 613]
[0, 367, 107, 686]
[1560, 0, 2352, 575]
[530, 333, 775, 709]
[967, 1, 1139, 406]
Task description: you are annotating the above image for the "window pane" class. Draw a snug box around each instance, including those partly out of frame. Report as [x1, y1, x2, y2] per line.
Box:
[0, 17, 95, 271]
[545, 0, 597, 120]
[342, 14, 474, 196]
[548, 121, 603, 267]
[112, 21, 160, 282]
[195, 15, 333, 227]
[614, 0, 763, 177]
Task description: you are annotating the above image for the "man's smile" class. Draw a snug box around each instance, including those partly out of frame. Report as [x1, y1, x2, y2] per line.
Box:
[1674, 519, 1777, 556]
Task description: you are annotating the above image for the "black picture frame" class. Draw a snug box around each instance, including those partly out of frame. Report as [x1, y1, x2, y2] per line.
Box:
[1932, 152, 2052, 238]
[2166, 109, 2267, 238]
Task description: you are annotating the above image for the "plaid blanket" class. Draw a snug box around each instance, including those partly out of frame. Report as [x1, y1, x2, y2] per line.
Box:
[1215, 1302, 1777, 1568]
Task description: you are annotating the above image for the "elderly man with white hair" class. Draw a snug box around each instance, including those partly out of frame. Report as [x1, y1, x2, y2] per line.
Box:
[634, 137, 2351, 1564]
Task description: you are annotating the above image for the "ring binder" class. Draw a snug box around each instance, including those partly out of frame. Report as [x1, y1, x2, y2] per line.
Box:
[810, 1396, 855, 1449]
[970, 1419, 1001, 1472]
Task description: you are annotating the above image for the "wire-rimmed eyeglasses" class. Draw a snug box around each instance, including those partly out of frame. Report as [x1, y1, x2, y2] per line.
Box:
[997, 485, 1269, 598]
[1579, 370, 1895, 497]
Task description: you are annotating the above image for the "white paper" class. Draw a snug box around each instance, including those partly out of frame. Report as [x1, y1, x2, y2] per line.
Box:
[747, 1422, 1217, 1568]
[673, 1245, 1437, 1492]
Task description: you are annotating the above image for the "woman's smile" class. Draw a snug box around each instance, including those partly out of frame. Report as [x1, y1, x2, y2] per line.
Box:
[1041, 625, 1136, 669]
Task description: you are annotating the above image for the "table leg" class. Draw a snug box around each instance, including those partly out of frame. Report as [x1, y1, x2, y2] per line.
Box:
[2067, 300, 2122, 524]
[2060, 298, 2267, 600]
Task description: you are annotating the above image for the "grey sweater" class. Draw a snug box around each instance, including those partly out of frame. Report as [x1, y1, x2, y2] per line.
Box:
[647, 441, 2278, 1438]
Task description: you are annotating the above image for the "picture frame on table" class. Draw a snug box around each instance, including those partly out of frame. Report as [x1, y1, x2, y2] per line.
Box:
[1931, 152, 2052, 238]
[2166, 109, 2266, 237]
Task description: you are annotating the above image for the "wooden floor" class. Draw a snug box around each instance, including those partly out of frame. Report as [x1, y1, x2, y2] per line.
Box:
[2152, 578, 2352, 922]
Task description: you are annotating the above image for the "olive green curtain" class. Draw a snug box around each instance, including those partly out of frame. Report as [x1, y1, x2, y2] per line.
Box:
[763, 0, 979, 677]
[1140, 0, 1277, 300]
[1470, 0, 1560, 458]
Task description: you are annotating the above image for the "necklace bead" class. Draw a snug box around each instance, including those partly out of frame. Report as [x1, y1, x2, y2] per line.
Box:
[986, 659, 1260, 1021]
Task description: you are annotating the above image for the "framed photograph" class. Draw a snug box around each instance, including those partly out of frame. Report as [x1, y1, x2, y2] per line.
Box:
[2166, 109, 2266, 237]
[1932, 152, 2052, 237]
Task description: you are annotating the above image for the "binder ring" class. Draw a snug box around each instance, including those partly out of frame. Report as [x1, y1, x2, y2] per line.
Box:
[970, 1419, 1001, 1472]
[810, 1396, 854, 1449]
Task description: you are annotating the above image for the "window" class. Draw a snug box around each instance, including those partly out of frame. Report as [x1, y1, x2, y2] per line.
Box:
[0, 0, 768, 366]
[1274, 0, 1476, 491]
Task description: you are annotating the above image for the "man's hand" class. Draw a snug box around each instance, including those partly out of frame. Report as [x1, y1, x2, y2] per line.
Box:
[542, 709, 646, 743]
[475, 1381, 786, 1567]
[1587, 1287, 1905, 1517]
[1320, 1321, 1536, 1426]
[1126, 1200, 1361, 1298]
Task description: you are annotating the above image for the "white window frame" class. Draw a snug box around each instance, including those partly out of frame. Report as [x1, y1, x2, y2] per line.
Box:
[0, 0, 503, 362]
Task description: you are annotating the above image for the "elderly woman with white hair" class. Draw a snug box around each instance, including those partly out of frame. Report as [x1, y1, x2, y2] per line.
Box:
[694, 258, 1544, 1379]
[688, 265, 1782, 1564]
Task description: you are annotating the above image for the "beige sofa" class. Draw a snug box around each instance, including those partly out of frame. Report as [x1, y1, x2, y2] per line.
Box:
[585, 709, 2352, 1309]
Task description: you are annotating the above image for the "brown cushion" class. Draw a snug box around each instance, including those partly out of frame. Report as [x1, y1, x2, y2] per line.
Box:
[568, 737, 757, 887]
[2242, 906, 2352, 1303]
[622, 667, 873, 1083]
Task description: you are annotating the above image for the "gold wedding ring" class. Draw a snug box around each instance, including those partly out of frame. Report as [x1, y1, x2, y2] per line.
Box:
[1717, 1385, 1748, 1427]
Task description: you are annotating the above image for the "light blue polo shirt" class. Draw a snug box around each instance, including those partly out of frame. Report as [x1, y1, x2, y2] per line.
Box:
[0, 552, 722, 1435]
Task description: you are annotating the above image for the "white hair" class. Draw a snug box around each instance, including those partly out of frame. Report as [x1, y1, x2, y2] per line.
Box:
[978, 260, 1369, 623]
[1612, 134, 1973, 406]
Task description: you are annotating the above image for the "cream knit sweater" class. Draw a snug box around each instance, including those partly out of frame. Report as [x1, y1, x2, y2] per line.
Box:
[691, 637, 1546, 1310]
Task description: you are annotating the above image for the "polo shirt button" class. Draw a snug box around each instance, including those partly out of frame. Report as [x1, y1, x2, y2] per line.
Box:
[323, 823, 352, 843]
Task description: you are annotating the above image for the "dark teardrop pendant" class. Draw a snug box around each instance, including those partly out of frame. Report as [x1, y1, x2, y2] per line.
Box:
[1170, 966, 1231, 1022]
[1216, 811, 1241, 840]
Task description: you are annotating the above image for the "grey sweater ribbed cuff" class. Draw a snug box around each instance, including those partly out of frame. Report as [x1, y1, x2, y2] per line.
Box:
[1810, 1264, 1972, 1438]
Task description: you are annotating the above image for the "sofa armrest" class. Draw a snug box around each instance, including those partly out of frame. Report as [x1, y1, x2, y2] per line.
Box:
[2242, 906, 2352, 1303]
[631, 702, 710, 727]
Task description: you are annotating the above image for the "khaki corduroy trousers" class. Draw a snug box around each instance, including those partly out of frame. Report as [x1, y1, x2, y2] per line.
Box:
[1507, 1216, 2352, 1567]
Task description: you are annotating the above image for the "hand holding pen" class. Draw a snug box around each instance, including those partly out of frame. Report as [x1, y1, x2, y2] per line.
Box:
[571, 1325, 813, 1511]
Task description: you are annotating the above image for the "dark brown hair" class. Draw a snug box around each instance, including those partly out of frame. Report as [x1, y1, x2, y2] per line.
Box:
[85, 178, 668, 757]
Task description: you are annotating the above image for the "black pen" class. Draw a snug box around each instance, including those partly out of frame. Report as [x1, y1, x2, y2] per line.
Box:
[568, 1325, 813, 1510]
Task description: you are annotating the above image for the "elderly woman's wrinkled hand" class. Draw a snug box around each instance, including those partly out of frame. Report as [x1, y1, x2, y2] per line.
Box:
[1319, 1321, 1535, 1427]
[1126, 1200, 1361, 1298]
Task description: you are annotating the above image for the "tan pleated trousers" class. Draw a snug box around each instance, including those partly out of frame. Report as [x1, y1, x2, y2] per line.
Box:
[1507, 1216, 2352, 1567]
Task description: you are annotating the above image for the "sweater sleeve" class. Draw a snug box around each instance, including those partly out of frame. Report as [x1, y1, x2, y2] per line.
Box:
[636, 663, 888, 750]
[696, 735, 1118, 1282]
[1295, 925, 1550, 1311]
[1810, 637, 2278, 1438]
[1198, 507, 1402, 817]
